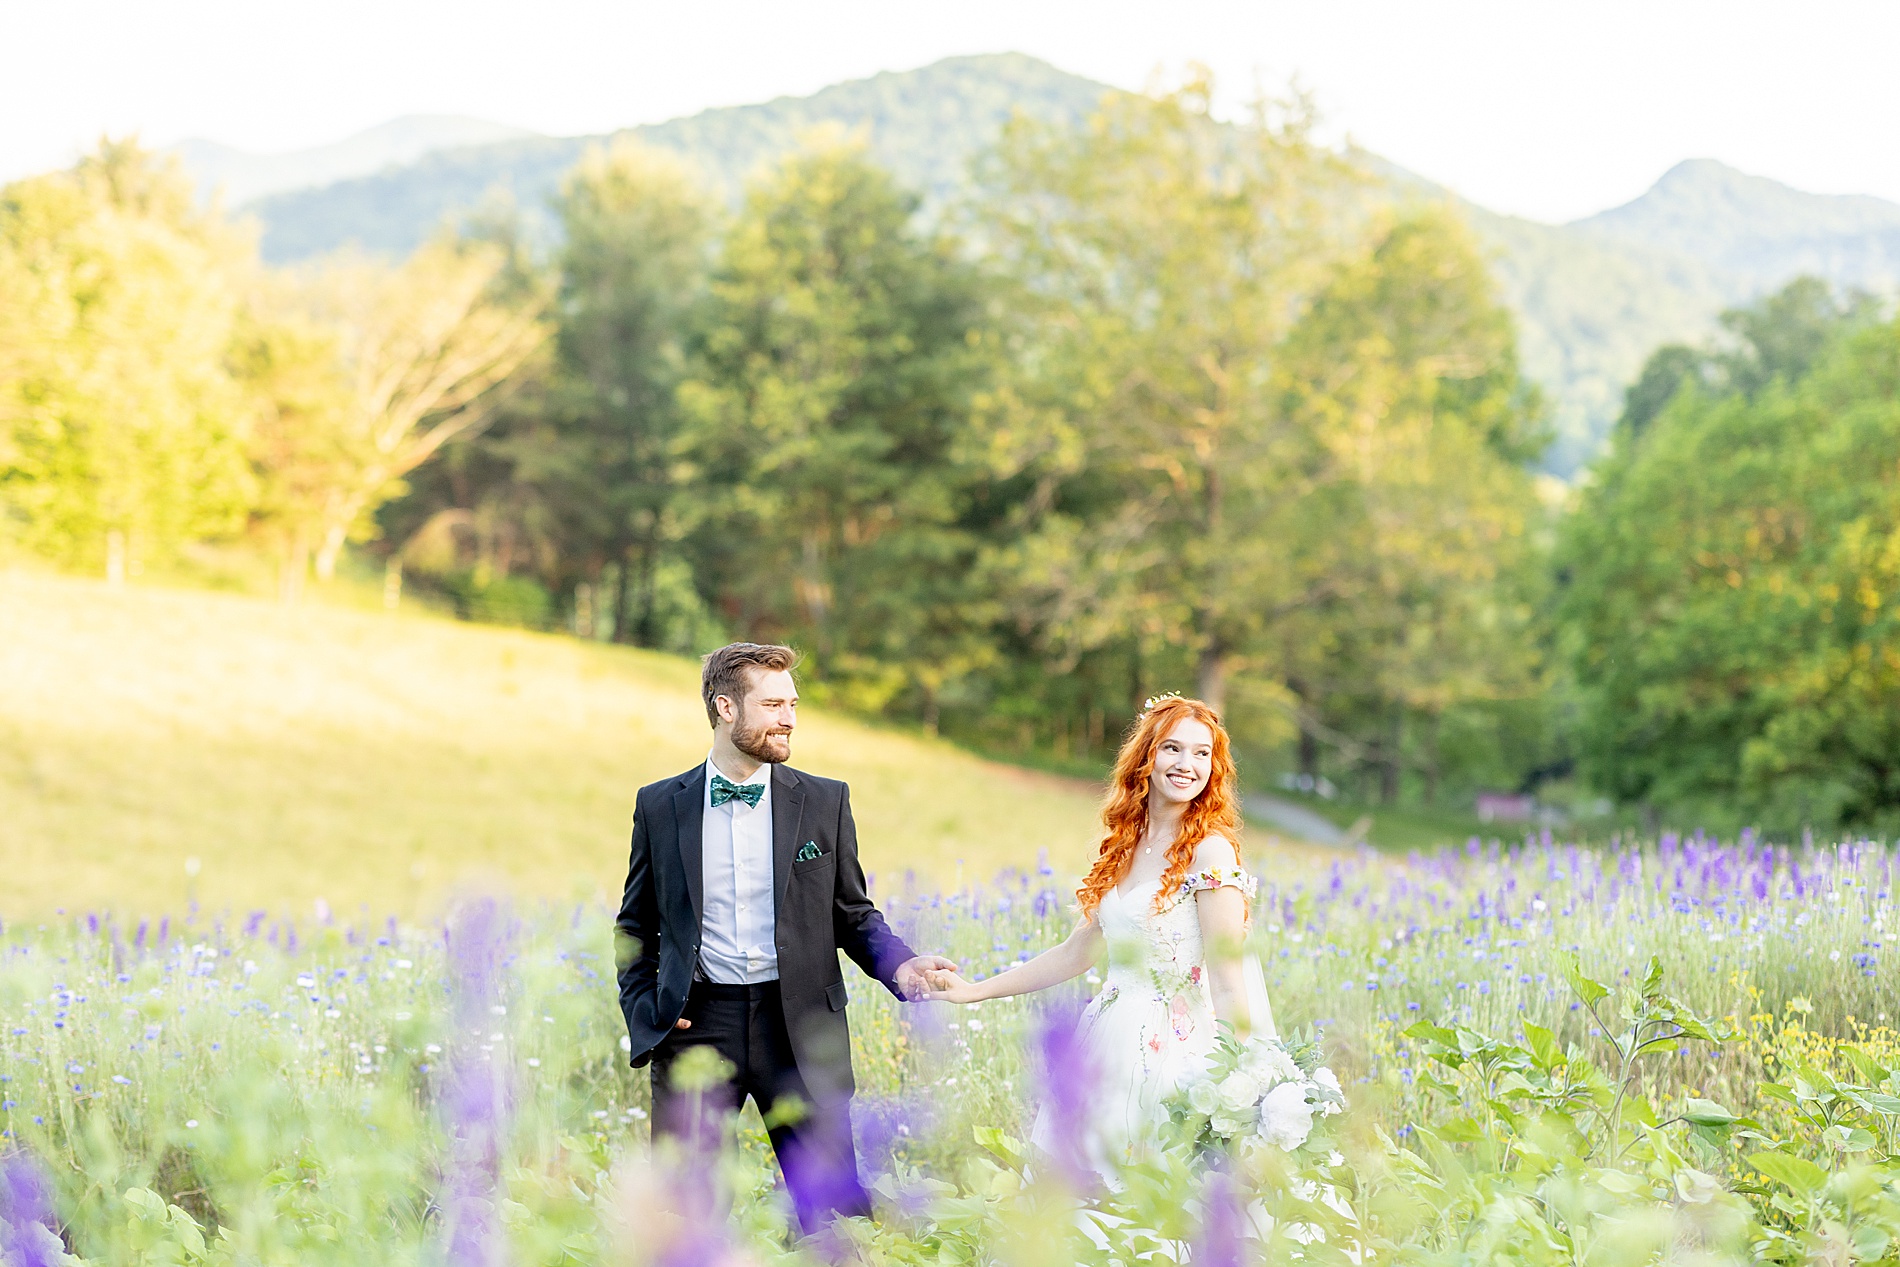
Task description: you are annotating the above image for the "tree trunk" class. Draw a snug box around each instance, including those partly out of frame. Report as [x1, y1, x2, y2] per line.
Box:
[1421, 712, 1441, 806]
[610, 550, 635, 644]
[799, 531, 829, 646]
[634, 539, 659, 648]
[1379, 707, 1403, 805]
[1288, 678, 1319, 779]
[382, 558, 403, 611]
[279, 533, 310, 606]
[1196, 644, 1228, 715]
[313, 522, 348, 583]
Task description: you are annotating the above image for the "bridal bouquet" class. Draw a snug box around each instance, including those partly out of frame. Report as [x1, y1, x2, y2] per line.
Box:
[1170, 1029, 1346, 1157]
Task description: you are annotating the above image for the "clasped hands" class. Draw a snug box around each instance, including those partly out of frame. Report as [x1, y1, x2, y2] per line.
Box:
[895, 954, 960, 1001]
[893, 954, 983, 1004]
[913, 962, 980, 1004]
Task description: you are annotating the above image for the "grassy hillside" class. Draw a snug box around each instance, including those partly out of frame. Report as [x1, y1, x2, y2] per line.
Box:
[0, 570, 1138, 919]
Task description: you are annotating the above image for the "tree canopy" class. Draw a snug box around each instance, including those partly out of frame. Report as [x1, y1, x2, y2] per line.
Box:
[9, 102, 1891, 836]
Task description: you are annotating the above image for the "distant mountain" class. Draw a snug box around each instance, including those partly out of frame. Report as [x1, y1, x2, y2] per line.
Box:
[181, 56, 1900, 476]
[241, 54, 1100, 261]
[169, 115, 540, 206]
[1575, 158, 1900, 292]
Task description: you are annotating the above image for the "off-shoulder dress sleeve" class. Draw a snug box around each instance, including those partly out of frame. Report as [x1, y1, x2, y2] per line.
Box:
[1178, 866, 1257, 902]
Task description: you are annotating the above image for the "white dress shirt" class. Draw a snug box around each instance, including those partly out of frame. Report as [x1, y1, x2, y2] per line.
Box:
[698, 756, 778, 983]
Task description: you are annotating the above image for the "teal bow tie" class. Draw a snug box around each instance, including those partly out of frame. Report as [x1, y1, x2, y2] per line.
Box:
[710, 772, 764, 809]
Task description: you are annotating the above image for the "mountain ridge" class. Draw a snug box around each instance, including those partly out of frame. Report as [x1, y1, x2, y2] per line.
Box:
[169, 114, 541, 206]
[167, 55, 1900, 475]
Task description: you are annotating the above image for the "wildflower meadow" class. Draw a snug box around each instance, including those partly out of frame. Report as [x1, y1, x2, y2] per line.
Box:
[6, 833, 1900, 1264]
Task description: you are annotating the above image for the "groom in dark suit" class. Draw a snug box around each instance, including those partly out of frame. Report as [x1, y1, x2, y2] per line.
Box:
[614, 642, 954, 1229]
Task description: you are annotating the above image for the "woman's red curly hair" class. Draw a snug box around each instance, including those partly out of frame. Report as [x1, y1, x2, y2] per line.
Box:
[1076, 696, 1243, 919]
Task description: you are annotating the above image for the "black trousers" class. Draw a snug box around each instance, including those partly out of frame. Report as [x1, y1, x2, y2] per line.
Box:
[650, 980, 870, 1231]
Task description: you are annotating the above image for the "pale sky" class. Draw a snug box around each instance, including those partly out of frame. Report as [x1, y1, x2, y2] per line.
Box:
[4, 0, 1896, 224]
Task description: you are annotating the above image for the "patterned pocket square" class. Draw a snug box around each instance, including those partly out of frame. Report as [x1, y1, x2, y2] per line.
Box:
[795, 841, 822, 862]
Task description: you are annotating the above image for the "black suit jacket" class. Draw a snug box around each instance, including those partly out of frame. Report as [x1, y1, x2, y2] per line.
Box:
[614, 761, 916, 1098]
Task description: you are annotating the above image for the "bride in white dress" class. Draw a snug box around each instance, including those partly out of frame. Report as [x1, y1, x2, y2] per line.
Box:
[922, 694, 1274, 1170]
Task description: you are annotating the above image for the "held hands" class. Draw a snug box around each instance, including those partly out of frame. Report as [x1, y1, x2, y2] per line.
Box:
[917, 967, 982, 1004]
[894, 954, 959, 1001]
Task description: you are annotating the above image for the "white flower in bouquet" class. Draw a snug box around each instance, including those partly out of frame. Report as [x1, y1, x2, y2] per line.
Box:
[1313, 1066, 1344, 1115]
[1243, 1043, 1301, 1085]
[1217, 1070, 1262, 1114]
[1188, 1078, 1223, 1116]
[1258, 1080, 1315, 1150]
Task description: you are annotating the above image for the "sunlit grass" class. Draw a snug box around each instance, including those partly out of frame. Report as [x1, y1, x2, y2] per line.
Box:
[0, 569, 1125, 918]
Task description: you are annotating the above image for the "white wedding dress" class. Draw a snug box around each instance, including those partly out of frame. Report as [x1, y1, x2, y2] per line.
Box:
[1033, 863, 1273, 1174]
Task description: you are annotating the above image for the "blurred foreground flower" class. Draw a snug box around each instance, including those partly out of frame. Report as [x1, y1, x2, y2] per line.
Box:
[0, 1149, 65, 1267]
[440, 900, 517, 1267]
[611, 1045, 759, 1267]
[1030, 1002, 1103, 1189]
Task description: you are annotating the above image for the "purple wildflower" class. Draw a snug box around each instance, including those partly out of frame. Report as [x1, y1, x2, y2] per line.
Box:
[436, 900, 517, 1267]
[0, 1149, 63, 1267]
[1031, 1002, 1101, 1190]
[1193, 1160, 1247, 1267]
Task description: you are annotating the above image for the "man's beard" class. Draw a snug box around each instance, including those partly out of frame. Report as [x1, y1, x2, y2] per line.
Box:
[732, 717, 792, 764]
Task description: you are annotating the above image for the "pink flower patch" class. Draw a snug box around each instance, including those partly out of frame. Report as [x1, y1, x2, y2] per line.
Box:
[1171, 995, 1194, 1039]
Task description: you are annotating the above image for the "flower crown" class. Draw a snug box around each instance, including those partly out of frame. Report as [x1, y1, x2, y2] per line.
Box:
[1140, 690, 1185, 716]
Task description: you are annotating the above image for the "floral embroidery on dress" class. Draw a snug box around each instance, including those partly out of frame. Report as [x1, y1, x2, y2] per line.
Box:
[1175, 866, 1258, 903]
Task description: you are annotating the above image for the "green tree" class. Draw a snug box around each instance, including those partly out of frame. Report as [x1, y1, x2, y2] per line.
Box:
[1617, 277, 1877, 439]
[1559, 308, 1900, 832]
[229, 303, 355, 601]
[290, 236, 549, 583]
[1275, 210, 1548, 803]
[1716, 275, 1877, 398]
[551, 141, 715, 644]
[0, 141, 252, 573]
[677, 142, 997, 715]
[972, 74, 1348, 716]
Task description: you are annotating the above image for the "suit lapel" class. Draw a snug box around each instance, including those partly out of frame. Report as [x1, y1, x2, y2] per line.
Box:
[673, 767, 706, 925]
[772, 763, 805, 914]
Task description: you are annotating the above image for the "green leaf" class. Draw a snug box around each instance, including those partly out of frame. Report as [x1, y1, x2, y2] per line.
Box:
[1854, 1090, 1900, 1115]
[1825, 1125, 1878, 1153]
[1840, 1044, 1891, 1085]
[1747, 1150, 1828, 1195]
[1666, 1007, 1716, 1043]
[1680, 1098, 1738, 1127]
[1622, 1096, 1659, 1127]
[971, 1125, 1024, 1165]
[1432, 1115, 1487, 1144]
[1403, 1021, 1460, 1048]
[1521, 1020, 1563, 1071]
[1562, 956, 1609, 1007]
[1639, 955, 1665, 999]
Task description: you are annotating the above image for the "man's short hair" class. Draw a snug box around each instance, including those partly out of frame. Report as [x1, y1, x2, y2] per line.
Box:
[701, 642, 798, 728]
